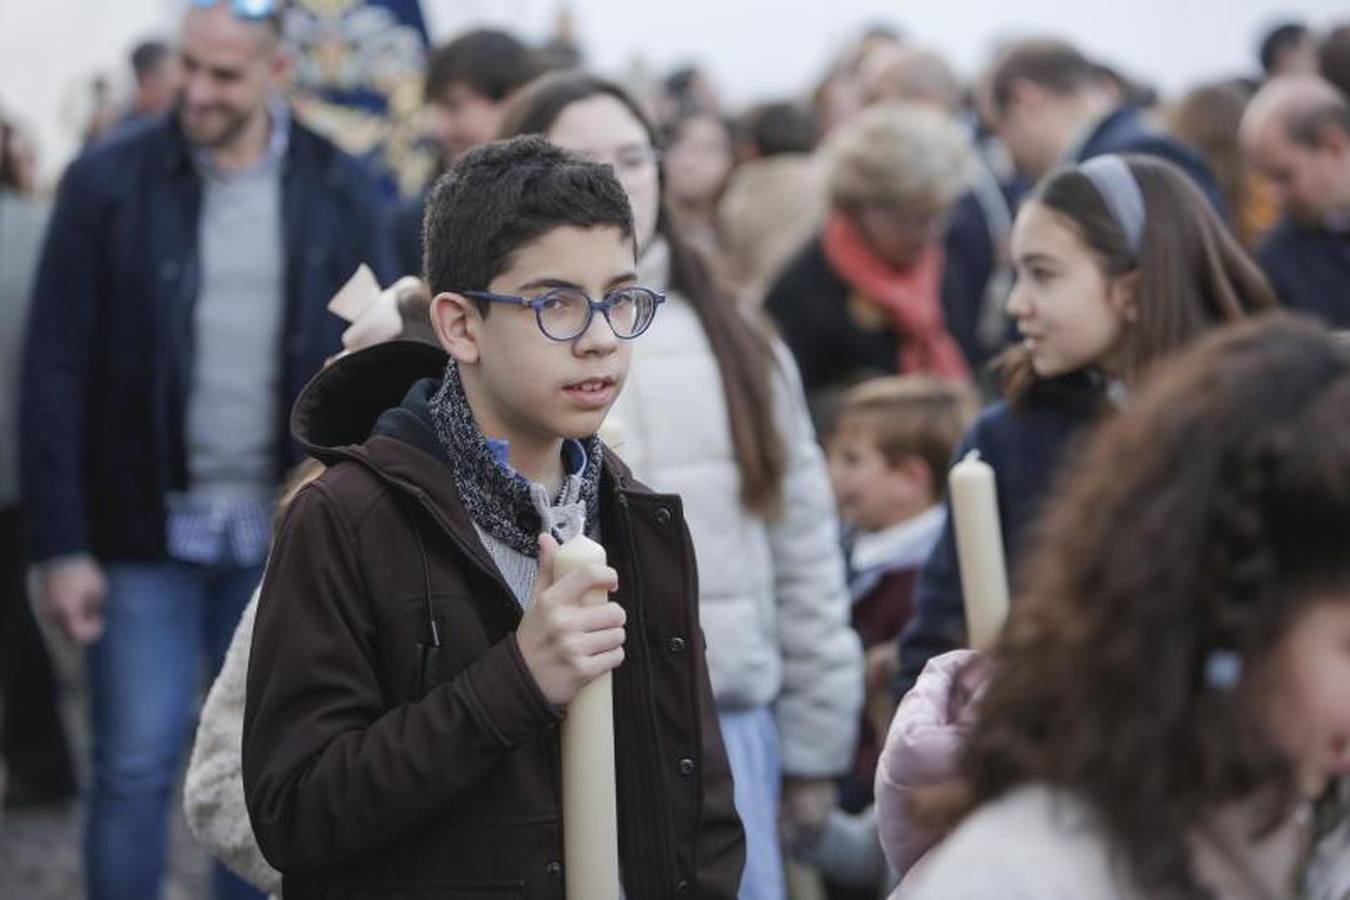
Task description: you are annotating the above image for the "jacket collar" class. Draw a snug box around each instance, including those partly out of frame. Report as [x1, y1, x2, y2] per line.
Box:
[289, 341, 641, 586]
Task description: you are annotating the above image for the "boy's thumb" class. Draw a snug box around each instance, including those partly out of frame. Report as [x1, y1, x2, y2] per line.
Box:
[536, 532, 559, 588]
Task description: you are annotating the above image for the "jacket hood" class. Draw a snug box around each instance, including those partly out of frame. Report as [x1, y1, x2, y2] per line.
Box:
[290, 340, 448, 462]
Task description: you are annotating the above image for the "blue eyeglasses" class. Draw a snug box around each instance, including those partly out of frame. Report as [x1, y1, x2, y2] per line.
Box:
[464, 286, 665, 342]
[191, 0, 281, 21]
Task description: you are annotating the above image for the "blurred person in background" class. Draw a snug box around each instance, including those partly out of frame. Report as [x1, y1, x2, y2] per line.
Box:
[0, 118, 78, 812]
[763, 102, 973, 427]
[795, 376, 972, 900]
[1259, 21, 1320, 80]
[500, 70, 864, 900]
[127, 40, 180, 123]
[1165, 79, 1279, 247]
[868, 46, 1018, 381]
[986, 37, 1227, 215]
[390, 28, 540, 278]
[659, 63, 722, 124]
[19, 1, 390, 897]
[1241, 76, 1350, 327]
[813, 25, 906, 138]
[663, 109, 736, 266]
[718, 101, 827, 307]
[1318, 23, 1350, 100]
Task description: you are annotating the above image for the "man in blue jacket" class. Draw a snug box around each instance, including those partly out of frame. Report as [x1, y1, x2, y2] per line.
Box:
[983, 37, 1226, 216]
[1241, 76, 1350, 328]
[20, 2, 390, 897]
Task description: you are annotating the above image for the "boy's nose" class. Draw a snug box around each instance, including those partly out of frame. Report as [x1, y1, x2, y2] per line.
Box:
[573, 310, 620, 354]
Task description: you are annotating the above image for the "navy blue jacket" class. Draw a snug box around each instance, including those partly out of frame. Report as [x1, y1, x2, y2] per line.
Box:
[895, 372, 1104, 696]
[1074, 105, 1227, 217]
[20, 113, 393, 563]
[1257, 219, 1350, 328]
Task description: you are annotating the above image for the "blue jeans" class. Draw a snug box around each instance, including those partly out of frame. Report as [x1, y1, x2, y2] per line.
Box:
[84, 560, 264, 900]
[718, 706, 785, 900]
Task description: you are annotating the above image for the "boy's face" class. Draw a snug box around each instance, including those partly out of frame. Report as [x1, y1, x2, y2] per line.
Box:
[827, 418, 931, 532]
[451, 225, 637, 451]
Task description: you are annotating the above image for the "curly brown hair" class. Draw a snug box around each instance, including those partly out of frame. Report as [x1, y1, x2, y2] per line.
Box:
[998, 155, 1275, 404]
[933, 314, 1350, 898]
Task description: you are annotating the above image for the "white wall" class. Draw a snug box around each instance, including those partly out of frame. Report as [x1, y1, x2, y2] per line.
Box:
[3, 0, 1346, 185]
[0, 0, 181, 183]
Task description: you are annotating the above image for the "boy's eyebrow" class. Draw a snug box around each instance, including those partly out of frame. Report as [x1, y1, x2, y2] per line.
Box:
[1016, 252, 1059, 267]
[515, 272, 640, 293]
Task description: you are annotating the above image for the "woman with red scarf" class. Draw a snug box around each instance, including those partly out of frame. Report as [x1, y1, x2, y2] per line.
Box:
[765, 103, 974, 426]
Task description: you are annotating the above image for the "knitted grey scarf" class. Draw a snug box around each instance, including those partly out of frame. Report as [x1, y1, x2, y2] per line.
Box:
[428, 360, 602, 557]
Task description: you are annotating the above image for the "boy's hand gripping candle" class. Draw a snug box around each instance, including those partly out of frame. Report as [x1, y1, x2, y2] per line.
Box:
[554, 534, 620, 899]
[949, 450, 1011, 651]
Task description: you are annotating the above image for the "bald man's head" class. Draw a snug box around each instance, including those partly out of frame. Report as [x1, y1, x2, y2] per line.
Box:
[1242, 76, 1350, 226]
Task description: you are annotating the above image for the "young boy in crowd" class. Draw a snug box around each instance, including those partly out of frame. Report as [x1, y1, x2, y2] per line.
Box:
[242, 135, 744, 898]
[800, 376, 971, 895]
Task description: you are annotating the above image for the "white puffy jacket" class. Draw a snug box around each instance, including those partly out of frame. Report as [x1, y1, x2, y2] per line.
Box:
[607, 240, 862, 777]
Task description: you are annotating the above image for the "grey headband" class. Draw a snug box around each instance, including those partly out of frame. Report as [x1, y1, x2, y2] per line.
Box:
[1079, 155, 1146, 256]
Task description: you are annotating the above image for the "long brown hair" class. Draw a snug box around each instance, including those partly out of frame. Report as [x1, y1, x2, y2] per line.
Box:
[999, 155, 1275, 403]
[931, 315, 1350, 898]
[498, 71, 786, 516]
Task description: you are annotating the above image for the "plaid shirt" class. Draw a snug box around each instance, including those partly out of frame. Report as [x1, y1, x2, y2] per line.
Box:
[166, 490, 273, 567]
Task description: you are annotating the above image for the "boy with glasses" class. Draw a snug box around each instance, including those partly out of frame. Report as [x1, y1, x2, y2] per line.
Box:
[243, 135, 745, 897]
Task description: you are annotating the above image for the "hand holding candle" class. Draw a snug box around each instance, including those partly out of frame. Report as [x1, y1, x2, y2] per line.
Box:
[551, 534, 621, 900]
[949, 449, 1011, 651]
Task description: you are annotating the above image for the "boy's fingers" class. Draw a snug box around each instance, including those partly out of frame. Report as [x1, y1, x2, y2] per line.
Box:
[582, 646, 625, 679]
[545, 564, 618, 606]
[536, 533, 559, 590]
[576, 626, 626, 657]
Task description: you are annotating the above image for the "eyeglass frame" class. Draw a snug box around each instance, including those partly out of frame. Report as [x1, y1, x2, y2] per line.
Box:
[461, 286, 666, 342]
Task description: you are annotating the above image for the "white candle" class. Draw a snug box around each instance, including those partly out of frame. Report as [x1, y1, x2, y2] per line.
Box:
[948, 449, 1011, 651]
[553, 534, 620, 899]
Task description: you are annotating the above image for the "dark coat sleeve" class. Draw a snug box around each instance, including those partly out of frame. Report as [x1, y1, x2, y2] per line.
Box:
[346, 159, 398, 286]
[19, 155, 105, 561]
[242, 482, 562, 873]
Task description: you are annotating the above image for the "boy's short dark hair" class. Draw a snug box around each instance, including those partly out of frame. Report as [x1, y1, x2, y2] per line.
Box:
[989, 38, 1096, 117]
[422, 135, 635, 301]
[424, 29, 540, 104]
[833, 376, 975, 498]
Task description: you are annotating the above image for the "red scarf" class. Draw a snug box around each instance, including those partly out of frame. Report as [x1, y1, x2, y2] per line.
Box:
[822, 212, 970, 381]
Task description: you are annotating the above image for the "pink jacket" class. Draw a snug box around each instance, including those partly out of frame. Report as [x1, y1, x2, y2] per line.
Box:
[875, 649, 988, 883]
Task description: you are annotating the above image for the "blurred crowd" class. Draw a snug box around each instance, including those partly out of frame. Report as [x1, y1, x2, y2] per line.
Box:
[3, 3, 1350, 900]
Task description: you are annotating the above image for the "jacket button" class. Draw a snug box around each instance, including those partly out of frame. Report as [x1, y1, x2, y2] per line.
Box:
[677, 757, 695, 777]
[545, 861, 562, 876]
[654, 507, 672, 525]
[667, 636, 687, 654]
[676, 879, 691, 895]
[159, 260, 179, 281]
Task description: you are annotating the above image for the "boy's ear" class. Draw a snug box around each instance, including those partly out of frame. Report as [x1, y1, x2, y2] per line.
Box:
[430, 292, 482, 364]
[890, 454, 937, 503]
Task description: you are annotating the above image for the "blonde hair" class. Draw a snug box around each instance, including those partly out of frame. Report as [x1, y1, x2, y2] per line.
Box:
[834, 375, 976, 495]
[826, 102, 972, 210]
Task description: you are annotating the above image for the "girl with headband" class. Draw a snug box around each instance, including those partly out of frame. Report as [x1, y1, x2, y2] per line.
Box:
[876, 155, 1277, 885]
[899, 315, 1350, 899]
[894, 154, 1275, 698]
